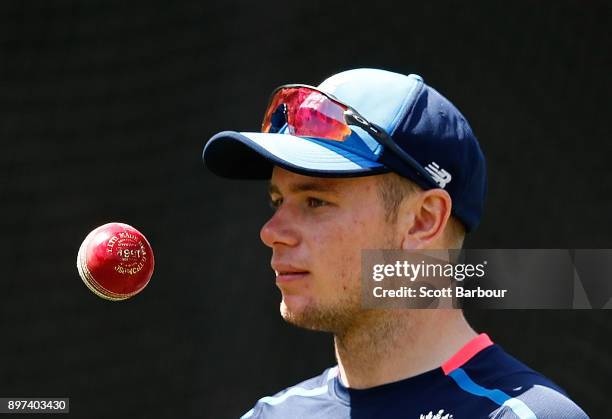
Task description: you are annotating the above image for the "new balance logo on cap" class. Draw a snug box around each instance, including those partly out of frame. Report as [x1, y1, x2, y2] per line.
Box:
[420, 409, 454, 419]
[425, 162, 452, 188]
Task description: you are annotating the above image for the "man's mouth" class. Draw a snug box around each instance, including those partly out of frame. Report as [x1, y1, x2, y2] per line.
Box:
[272, 264, 310, 282]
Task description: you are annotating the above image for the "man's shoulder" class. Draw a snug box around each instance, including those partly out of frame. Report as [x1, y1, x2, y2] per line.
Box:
[240, 367, 340, 419]
[487, 379, 589, 419]
[467, 346, 589, 418]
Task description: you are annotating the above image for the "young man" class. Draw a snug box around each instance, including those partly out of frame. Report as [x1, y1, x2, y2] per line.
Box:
[203, 69, 588, 418]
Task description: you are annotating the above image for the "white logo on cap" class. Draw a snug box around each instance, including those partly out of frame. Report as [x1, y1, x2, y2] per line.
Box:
[425, 162, 452, 188]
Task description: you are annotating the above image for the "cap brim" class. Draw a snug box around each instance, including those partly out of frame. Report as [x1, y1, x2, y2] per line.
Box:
[203, 131, 388, 179]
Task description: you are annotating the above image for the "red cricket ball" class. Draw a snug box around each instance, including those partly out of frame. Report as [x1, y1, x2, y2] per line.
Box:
[77, 222, 155, 301]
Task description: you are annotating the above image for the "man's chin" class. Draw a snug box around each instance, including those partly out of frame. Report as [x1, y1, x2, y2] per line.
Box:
[280, 294, 310, 311]
[279, 297, 352, 333]
[280, 297, 325, 331]
[280, 296, 311, 323]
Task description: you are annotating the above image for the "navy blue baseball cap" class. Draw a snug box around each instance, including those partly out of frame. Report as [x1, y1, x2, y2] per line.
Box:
[203, 68, 486, 232]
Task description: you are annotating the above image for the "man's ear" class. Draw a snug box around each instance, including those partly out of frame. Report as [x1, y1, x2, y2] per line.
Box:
[399, 189, 452, 250]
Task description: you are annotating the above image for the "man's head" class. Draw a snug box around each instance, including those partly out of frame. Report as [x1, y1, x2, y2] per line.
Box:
[260, 167, 463, 333]
[203, 68, 486, 333]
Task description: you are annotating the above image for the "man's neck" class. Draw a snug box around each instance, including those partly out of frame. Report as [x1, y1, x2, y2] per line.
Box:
[334, 310, 477, 389]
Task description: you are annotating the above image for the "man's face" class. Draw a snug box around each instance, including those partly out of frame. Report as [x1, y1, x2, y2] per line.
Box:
[260, 167, 399, 333]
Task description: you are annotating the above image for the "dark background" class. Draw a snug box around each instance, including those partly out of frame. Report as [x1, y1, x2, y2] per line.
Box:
[1, 1, 610, 418]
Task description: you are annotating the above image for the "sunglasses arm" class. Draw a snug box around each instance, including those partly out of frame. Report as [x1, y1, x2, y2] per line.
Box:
[344, 111, 440, 188]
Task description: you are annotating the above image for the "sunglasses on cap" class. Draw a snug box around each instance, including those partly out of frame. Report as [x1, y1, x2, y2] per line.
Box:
[261, 84, 439, 188]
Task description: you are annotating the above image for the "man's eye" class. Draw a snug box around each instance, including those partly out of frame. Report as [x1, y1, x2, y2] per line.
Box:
[307, 197, 328, 208]
[269, 197, 283, 210]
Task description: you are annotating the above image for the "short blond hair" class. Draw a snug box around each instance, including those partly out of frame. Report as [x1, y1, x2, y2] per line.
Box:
[376, 173, 465, 249]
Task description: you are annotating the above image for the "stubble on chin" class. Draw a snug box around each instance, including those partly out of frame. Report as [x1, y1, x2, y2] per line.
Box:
[279, 286, 362, 334]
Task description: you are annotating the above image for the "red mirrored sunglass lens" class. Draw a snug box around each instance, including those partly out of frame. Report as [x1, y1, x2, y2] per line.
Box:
[262, 87, 352, 141]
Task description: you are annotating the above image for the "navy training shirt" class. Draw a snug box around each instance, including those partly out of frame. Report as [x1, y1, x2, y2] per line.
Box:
[240, 334, 588, 418]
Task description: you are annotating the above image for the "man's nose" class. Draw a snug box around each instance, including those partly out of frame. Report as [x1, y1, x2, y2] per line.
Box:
[260, 205, 300, 248]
